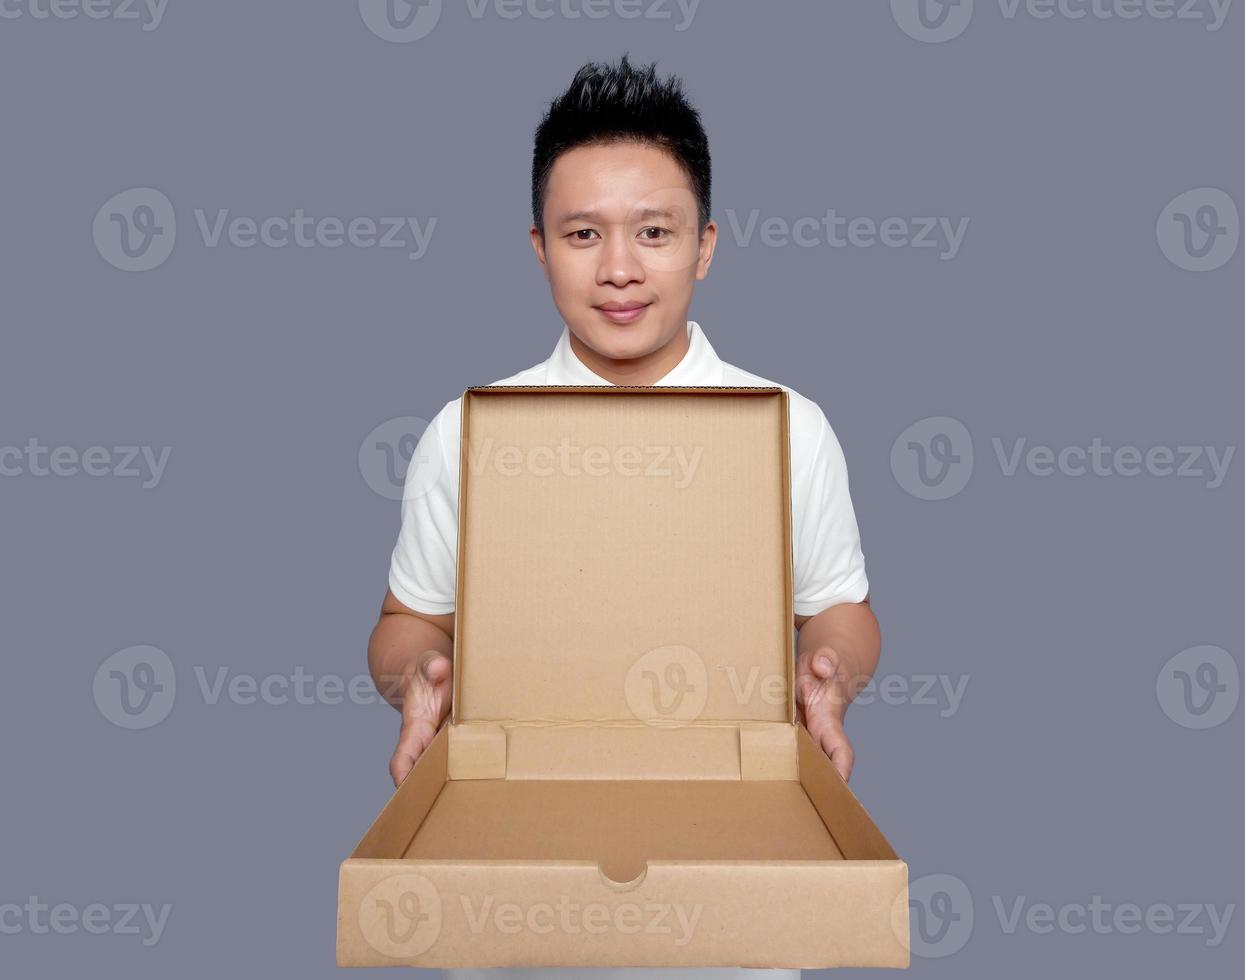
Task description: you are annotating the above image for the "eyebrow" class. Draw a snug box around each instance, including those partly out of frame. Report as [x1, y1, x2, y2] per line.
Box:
[557, 207, 679, 225]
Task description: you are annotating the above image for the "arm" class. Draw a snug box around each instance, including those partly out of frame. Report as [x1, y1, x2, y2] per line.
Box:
[794, 594, 880, 782]
[368, 589, 455, 786]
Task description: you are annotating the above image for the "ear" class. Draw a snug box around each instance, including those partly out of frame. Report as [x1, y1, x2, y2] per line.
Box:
[530, 225, 549, 278]
[694, 219, 718, 281]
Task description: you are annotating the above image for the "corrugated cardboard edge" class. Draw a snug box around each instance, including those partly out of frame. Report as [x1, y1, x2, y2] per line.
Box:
[449, 390, 473, 725]
[778, 388, 796, 724]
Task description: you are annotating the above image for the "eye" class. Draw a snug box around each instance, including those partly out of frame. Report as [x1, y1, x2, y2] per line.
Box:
[639, 226, 671, 242]
[569, 229, 600, 241]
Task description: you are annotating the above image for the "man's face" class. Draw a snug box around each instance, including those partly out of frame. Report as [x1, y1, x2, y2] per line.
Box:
[531, 141, 716, 363]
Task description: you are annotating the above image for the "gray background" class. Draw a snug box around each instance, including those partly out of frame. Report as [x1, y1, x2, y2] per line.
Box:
[1, 0, 1241, 977]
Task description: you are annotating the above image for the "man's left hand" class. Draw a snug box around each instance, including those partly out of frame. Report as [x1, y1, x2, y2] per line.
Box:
[795, 646, 855, 782]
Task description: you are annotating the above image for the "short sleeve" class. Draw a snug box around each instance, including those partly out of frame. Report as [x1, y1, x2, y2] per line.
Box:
[387, 405, 459, 615]
[791, 408, 869, 616]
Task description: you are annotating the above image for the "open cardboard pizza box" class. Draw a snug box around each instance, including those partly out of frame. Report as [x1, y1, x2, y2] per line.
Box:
[338, 386, 909, 968]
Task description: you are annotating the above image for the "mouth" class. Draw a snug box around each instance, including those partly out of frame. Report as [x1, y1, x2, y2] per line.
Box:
[594, 301, 651, 325]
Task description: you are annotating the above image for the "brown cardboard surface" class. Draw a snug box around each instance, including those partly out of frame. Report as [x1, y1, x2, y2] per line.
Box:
[349, 721, 448, 861]
[339, 855, 908, 969]
[497, 721, 744, 780]
[453, 387, 792, 725]
[338, 388, 908, 969]
[798, 723, 899, 861]
[401, 779, 845, 877]
[338, 729, 909, 969]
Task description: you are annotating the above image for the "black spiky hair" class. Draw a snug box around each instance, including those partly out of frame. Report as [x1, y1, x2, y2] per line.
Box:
[531, 53, 711, 236]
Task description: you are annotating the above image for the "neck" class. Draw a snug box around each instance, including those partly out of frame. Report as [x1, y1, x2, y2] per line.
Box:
[567, 323, 692, 386]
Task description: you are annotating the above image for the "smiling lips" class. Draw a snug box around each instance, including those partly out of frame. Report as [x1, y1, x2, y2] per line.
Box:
[595, 301, 651, 324]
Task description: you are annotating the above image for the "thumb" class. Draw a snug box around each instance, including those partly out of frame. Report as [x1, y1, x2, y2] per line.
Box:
[419, 650, 452, 684]
[390, 741, 418, 787]
[829, 740, 854, 783]
[390, 713, 437, 786]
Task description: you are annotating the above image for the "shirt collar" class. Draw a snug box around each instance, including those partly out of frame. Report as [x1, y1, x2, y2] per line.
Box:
[545, 320, 725, 386]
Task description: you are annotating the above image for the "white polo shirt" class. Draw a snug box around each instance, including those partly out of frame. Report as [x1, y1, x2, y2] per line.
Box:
[391, 320, 866, 980]
[390, 320, 870, 619]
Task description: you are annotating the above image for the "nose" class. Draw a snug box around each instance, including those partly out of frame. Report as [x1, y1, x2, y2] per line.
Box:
[596, 230, 645, 288]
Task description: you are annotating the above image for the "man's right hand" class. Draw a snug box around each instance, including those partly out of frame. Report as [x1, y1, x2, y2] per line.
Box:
[389, 649, 453, 787]
[368, 590, 456, 787]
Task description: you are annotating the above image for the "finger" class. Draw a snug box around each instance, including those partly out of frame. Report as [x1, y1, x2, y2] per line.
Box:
[798, 676, 844, 719]
[822, 733, 854, 782]
[390, 747, 415, 787]
[795, 652, 838, 701]
[418, 650, 452, 684]
[794, 670, 820, 708]
[833, 747, 854, 782]
[797, 646, 836, 675]
[401, 711, 437, 748]
[391, 718, 433, 781]
[803, 709, 827, 745]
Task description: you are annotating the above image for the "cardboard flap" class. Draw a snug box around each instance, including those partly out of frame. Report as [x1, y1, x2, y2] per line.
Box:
[453, 386, 793, 726]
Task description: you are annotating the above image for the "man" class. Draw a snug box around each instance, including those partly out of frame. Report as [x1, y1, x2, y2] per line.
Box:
[367, 54, 881, 980]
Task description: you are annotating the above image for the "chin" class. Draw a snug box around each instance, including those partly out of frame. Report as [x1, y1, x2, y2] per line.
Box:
[578, 321, 663, 362]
